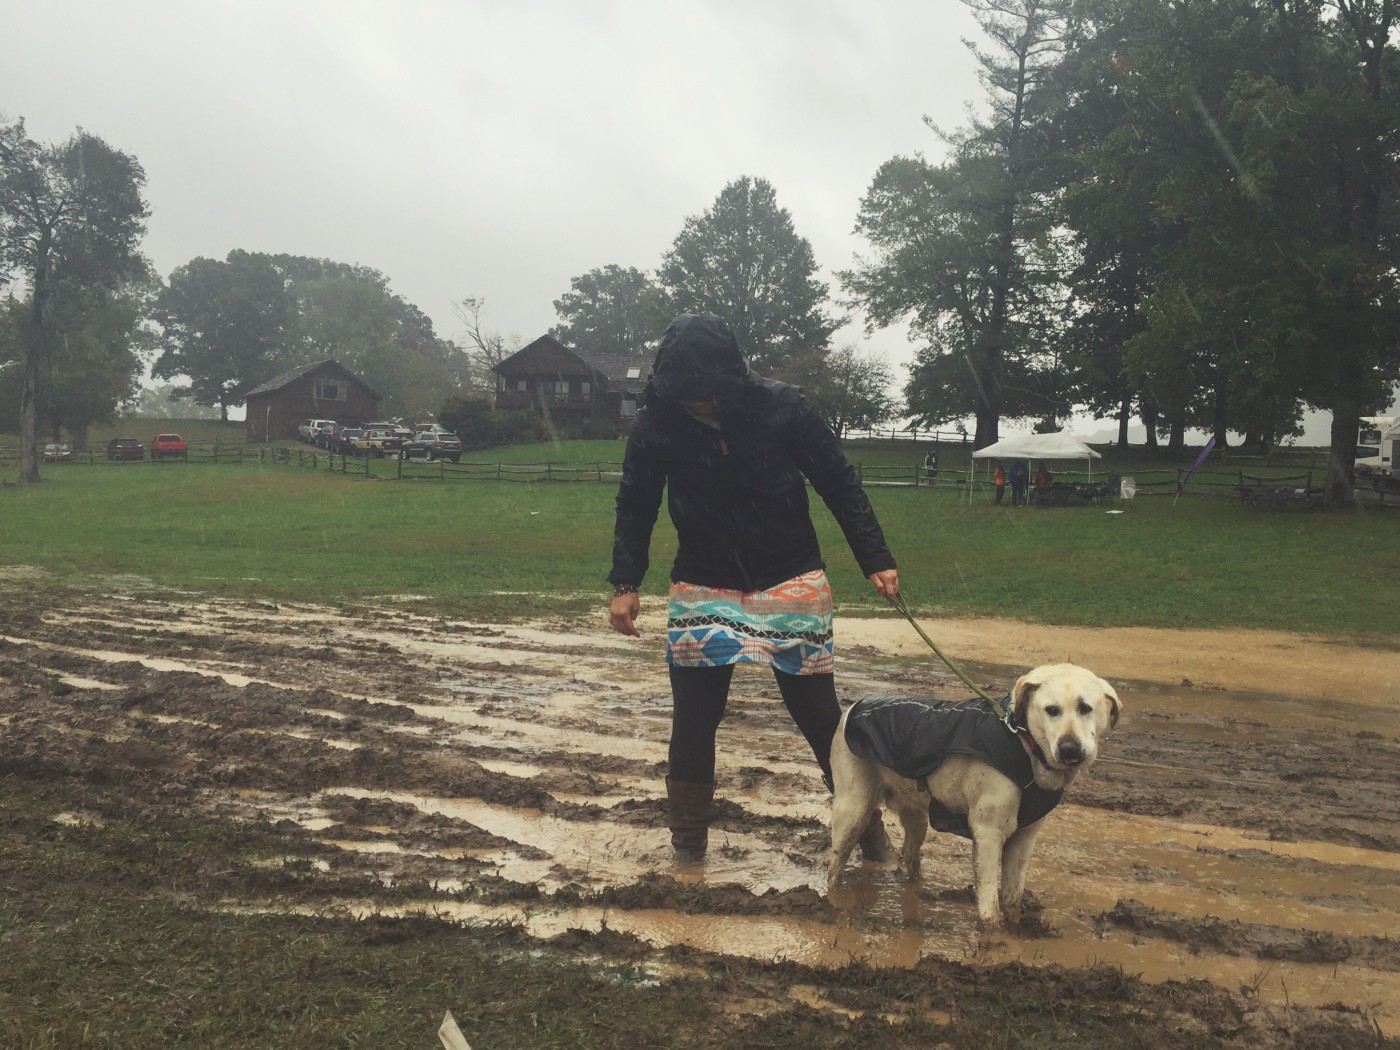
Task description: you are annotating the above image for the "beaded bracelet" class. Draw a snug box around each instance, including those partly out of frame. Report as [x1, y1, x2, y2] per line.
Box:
[612, 584, 638, 597]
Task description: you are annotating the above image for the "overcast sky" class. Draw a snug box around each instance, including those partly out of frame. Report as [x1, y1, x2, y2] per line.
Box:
[4, 1, 1384, 440]
[2, 2, 978, 366]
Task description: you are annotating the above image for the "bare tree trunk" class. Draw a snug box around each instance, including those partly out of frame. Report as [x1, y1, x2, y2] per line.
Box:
[19, 348, 41, 483]
[1140, 400, 1160, 450]
[1324, 401, 1360, 505]
[17, 289, 46, 484]
[1117, 394, 1131, 447]
[1212, 387, 1230, 449]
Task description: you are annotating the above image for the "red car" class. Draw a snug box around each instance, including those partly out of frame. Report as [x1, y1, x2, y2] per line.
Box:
[150, 433, 188, 461]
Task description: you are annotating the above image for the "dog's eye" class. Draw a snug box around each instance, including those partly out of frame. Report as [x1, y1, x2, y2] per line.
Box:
[1044, 705, 1061, 718]
[1078, 700, 1094, 716]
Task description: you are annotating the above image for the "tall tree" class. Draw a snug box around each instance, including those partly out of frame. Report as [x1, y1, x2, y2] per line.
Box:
[658, 176, 841, 378]
[1315, 0, 1400, 499]
[37, 265, 155, 445]
[0, 119, 149, 481]
[151, 251, 294, 420]
[1055, 0, 1400, 488]
[795, 344, 898, 437]
[551, 264, 666, 359]
[285, 265, 463, 420]
[843, 0, 1068, 447]
[454, 296, 518, 397]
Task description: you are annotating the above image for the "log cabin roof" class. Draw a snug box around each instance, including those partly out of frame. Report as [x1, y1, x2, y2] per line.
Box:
[244, 359, 381, 400]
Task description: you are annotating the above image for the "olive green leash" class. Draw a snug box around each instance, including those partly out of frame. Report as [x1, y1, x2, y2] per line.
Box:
[882, 591, 1010, 721]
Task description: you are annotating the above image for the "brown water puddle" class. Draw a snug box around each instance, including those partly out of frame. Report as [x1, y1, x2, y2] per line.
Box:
[257, 772, 1400, 1033]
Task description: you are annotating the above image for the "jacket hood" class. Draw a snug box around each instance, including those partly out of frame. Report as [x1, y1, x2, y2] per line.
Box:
[647, 314, 750, 403]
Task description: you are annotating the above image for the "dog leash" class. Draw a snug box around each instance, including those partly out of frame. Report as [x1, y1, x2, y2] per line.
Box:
[882, 591, 1011, 721]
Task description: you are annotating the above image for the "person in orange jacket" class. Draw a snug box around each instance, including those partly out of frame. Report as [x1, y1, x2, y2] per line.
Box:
[994, 462, 1006, 505]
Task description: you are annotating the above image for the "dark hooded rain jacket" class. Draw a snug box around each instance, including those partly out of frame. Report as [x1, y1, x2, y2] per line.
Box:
[608, 316, 895, 593]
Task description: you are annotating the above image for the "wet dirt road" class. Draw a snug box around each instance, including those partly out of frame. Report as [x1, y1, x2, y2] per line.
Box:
[2, 577, 1398, 1043]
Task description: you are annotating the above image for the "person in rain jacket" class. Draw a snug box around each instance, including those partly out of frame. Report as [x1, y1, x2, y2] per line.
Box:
[994, 462, 1006, 506]
[608, 313, 900, 862]
[1009, 460, 1028, 506]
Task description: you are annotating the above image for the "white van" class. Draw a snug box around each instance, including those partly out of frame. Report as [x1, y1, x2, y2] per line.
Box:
[298, 418, 336, 443]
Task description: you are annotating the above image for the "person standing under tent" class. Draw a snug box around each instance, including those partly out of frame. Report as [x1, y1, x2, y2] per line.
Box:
[1009, 460, 1028, 506]
[608, 313, 900, 864]
[994, 462, 1006, 505]
[1036, 464, 1052, 500]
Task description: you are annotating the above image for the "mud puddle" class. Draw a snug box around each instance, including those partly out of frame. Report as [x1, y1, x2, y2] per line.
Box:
[2, 585, 1399, 1037]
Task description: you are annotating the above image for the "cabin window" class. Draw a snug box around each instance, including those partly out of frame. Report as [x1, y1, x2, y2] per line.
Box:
[580, 381, 591, 401]
[626, 367, 642, 379]
[621, 398, 637, 418]
[314, 379, 347, 401]
[517, 380, 527, 392]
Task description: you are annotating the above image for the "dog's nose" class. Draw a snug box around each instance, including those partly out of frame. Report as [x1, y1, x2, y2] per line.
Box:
[1057, 738, 1084, 765]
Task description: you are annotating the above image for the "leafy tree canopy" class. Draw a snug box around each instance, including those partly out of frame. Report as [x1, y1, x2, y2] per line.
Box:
[795, 344, 899, 437]
[658, 176, 841, 379]
[0, 118, 149, 479]
[551, 264, 666, 360]
[153, 250, 463, 421]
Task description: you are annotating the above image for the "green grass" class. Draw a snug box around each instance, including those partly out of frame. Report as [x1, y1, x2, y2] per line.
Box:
[1, 451, 1395, 639]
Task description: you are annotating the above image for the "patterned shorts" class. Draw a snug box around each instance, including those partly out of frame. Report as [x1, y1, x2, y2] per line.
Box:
[665, 570, 834, 675]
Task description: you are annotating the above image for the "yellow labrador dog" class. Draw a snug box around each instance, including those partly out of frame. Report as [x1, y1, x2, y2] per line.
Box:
[826, 663, 1121, 926]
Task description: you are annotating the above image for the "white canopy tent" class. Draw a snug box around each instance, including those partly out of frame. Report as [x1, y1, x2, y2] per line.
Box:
[968, 431, 1103, 503]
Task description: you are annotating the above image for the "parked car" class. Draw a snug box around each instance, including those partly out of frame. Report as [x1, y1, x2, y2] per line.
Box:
[342, 426, 402, 457]
[149, 433, 188, 461]
[106, 437, 145, 461]
[330, 427, 364, 454]
[42, 442, 77, 463]
[297, 419, 336, 444]
[400, 427, 463, 463]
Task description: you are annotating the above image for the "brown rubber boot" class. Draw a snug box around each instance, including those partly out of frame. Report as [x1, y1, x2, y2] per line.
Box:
[665, 776, 714, 862]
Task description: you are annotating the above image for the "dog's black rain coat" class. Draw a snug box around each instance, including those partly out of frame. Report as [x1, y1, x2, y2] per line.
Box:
[843, 695, 1064, 839]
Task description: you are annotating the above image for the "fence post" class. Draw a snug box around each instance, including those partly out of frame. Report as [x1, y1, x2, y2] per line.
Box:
[496, 462, 502, 481]
[597, 460, 603, 482]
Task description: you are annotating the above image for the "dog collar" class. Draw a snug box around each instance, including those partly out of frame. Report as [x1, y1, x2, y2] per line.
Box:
[1006, 709, 1049, 767]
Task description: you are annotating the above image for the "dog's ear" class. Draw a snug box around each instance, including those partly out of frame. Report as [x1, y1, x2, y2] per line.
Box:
[1098, 677, 1122, 728]
[1012, 673, 1040, 722]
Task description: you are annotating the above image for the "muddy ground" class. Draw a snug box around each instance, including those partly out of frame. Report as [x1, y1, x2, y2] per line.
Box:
[2, 571, 1398, 1047]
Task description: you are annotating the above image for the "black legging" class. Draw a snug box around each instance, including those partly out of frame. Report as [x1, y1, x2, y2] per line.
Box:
[667, 664, 841, 785]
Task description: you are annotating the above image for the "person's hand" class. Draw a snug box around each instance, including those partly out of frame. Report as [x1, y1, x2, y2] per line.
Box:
[609, 591, 641, 637]
[868, 569, 899, 597]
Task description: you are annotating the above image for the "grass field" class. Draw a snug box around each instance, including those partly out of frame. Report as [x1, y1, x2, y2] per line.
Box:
[1, 450, 1394, 640]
